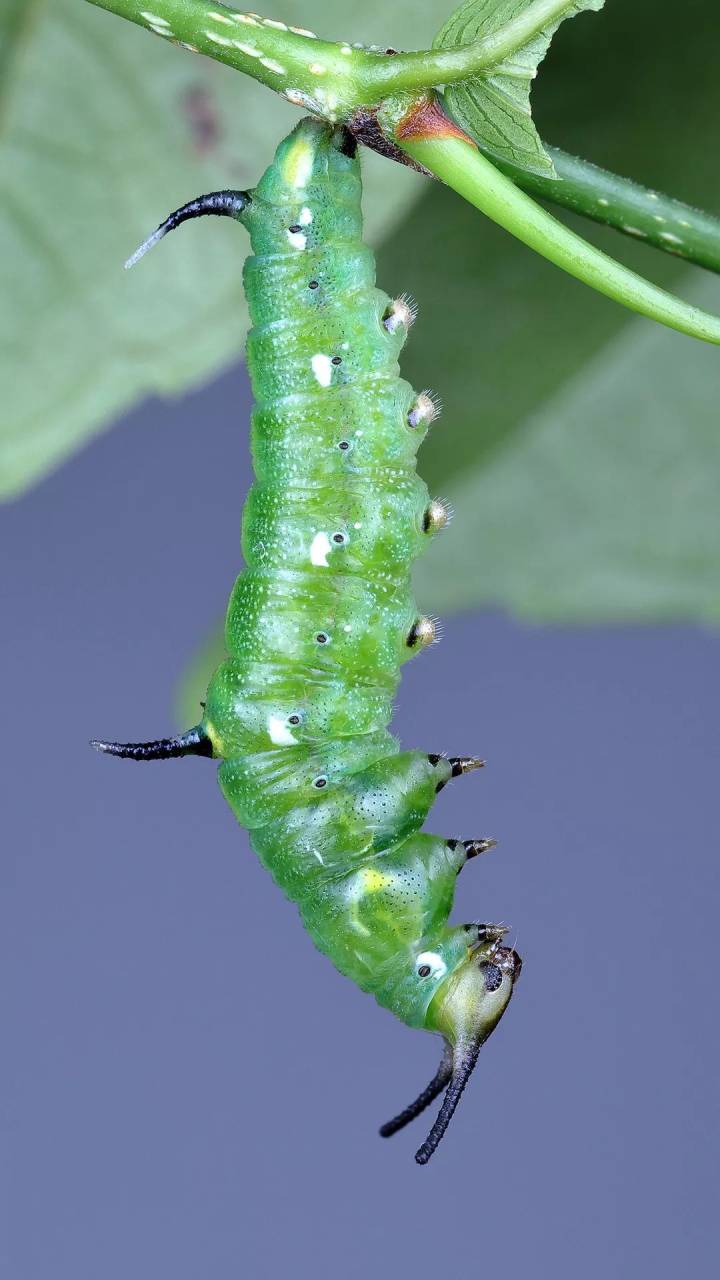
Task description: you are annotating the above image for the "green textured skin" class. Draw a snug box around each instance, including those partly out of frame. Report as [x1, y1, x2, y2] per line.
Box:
[202, 120, 482, 1032]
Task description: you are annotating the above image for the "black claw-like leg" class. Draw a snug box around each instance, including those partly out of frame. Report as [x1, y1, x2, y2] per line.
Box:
[449, 757, 485, 776]
[463, 837, 497, 859]
[124, 190, 251, 269]
[379, 1043, 453, 1138]
[429, 755, 485, 794]
[90, 726, 213, 762]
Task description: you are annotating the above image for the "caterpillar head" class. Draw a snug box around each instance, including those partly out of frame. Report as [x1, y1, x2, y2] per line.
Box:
[381, 940, 521, 1164]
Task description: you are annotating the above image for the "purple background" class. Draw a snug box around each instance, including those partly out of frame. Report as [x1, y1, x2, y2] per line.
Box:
[2, 364, 718, 1279]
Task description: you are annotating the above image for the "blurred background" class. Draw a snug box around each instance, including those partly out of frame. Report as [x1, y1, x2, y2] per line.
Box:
[2, 1, 719, 1278]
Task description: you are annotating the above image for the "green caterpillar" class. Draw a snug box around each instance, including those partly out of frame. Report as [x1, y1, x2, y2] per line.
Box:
[93, 118, 521, 1164]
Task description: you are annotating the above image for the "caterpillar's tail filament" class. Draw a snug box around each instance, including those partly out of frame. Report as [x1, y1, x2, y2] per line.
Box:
[379, 1043, 453, 1138]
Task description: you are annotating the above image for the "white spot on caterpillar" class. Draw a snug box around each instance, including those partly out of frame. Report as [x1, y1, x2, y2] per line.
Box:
[234, 41, 260, 56]
[267, 715, 298, 746]
[205, 30, 233, 46]
[298, 206, 313, 226]
[260, 57, 286, 74]
[308, 62, 326, 75]
[208, 10, 234, 22]
[311, 353, 333, 386]
[416, 951, 447, 981]
[310, 532, 332, 567]
[286, 229, 306, 250]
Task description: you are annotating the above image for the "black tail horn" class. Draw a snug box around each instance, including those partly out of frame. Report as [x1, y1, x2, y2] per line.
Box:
[125, 190, 251, 269]
[90, 726, 213, 762]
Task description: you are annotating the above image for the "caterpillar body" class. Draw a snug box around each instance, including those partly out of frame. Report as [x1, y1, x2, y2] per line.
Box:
[94, 119, 521, 1164]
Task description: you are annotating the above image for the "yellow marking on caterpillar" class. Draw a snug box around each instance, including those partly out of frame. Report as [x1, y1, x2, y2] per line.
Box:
[283, 139, 315, 189]
[361, 867, 392, 893]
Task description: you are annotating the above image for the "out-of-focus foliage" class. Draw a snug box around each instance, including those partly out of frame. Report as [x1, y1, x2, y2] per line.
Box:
[0, 0, 436, 498]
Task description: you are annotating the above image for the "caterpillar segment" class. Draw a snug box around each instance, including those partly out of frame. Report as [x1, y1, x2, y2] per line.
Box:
[94, 119, 521, 1164]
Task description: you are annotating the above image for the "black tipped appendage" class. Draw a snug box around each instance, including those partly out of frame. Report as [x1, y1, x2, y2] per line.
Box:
[414, 1040, 483, 1166]
[463, 838, 497, 859]
[449, 756, 485, 777]
[379, 1044, 453, 1139]
[90, 726, 213, 762]
[124, 190, 251, 268]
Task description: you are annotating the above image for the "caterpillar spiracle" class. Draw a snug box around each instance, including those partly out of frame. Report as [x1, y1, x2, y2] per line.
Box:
[93, 119, 521, 1165]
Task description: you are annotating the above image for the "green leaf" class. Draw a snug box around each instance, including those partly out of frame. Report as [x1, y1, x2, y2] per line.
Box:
[1, 0, 445, 499]
[434, 0, 604, 177]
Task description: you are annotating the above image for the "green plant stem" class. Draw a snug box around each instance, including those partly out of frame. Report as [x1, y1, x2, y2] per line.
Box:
[499, 146, 720, 275]
[85, 1, 720, 282]
[86, 0, 587, 107]
[358, 0, 579, 96]
[397, 131, 720, 346]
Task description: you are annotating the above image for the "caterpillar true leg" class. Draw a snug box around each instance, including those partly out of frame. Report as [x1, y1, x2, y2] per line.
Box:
[100, 119, 521, 1163]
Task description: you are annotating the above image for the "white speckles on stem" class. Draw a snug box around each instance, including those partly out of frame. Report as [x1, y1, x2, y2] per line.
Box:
[140, 11, 169, 24]
[263, 18, 288, 30]
[679, 219, 691, 229]
[311, 353, 333, 386]
[267, 715, 298, 746]
[652, 214, 666, 224]
[339, 44, 353, 55]
[648, 191, 659, 200]
[286, 228, 307, 250]
[207, 10, 234, 23]
[597, 197, 610, 207]
[260, 57, 286, 74]
[622, 225, 647, 238]
[308, 62, 327, 75]
[205, 30, 233, 46]
[283, 87, 324, 113]
[310, 532, 332, 567]
[234, 40, 260, 56]
[660, 231, 684, 245]
[232, 12, 259, 24]
[290, 26, 318, 38]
